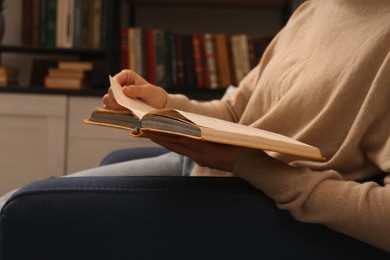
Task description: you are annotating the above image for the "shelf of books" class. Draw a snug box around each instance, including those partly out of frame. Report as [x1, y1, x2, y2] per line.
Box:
[20, 0, 113, 50]
[120, 27, 272, 91]
[0, 45, 107, 58]
[0, 0, 282, 100]
[0, 0, 119, 91]
[126, 0, 287, 7]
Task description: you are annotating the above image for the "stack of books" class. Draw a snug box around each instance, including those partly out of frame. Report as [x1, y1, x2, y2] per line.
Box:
[44, 61, 93, 90]
[0, 66, 19, 86]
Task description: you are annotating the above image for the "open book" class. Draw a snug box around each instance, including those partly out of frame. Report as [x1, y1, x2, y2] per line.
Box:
[84, 76, 325, 160]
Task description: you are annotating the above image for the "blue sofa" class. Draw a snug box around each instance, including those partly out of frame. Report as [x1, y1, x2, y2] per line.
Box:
[1, 148, 388, 259]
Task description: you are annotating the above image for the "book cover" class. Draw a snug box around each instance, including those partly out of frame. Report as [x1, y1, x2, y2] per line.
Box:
[85, 76, 325, 161]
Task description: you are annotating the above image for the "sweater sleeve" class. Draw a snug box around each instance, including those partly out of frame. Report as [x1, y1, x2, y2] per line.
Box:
[233, 149, 390, 252]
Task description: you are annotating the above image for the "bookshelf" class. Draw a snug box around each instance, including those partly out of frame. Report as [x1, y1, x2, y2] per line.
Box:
[0, 45, 107, 58]
[120, 0, 291, 96]
[0, 0, 292, 96]
[0, 0, 120, 89]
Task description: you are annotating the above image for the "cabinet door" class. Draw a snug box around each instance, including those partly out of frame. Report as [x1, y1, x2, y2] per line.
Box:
[0, 93, 67, 194]
[66, 96, 157, 174]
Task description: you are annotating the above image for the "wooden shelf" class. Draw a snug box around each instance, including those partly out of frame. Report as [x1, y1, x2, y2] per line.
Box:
[0, 45, 107, 59]
[0, 85, 225, 100]
[126, 0, 288, 7]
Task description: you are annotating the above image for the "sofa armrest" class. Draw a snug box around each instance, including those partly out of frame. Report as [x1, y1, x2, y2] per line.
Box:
[1, 176, 387, 259]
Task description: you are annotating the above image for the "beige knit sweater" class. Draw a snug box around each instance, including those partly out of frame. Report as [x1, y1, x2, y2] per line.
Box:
[165, 0, 390, 251]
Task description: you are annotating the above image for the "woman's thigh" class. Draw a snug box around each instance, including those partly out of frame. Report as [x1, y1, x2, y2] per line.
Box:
[0, 152, 194, 210]
[67, 152, 193, 177]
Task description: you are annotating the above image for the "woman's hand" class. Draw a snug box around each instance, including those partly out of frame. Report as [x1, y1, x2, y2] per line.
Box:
[103, 69, 168, 110]
[152, 136, 245, 172]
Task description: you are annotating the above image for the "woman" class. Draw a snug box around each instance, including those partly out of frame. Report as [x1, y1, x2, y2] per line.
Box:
[103, 0, 390, 251]
[2, 0, 390, 253]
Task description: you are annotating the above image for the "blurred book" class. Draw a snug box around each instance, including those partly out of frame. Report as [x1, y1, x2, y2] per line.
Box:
[58, 61, 93, 71]
[0, 67, 20, 86]
[44, 60, 93, 90]
[44, 77, 85, 90]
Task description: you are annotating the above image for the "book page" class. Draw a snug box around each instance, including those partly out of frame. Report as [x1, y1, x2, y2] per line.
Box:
[109, 76, 156, 118]
[176, 110, 310, 147]
[109, 75, 317, 151]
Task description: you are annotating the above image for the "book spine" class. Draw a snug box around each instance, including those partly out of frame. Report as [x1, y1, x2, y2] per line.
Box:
[192, 33, 206, 89]
[168, 31, 177, 88]
[91, 0, 102, 49]
[21, 0, 34, 45]
[55, 0, 64, 47]
[120, 28, 129, 70]
[134, 28, 144, 77]
[32, 0, 41, 46]
[214, 34, 232, 88]
[204, 33, 218, 89]
[146, 28, 156, 84]
[99, 0, 108, 49]
[81, 0, 91, 48]
[199, 33, 210, 89]
[183, 34, 195, 89]
[154, 29, 167, 88]
[39, 0, 47, 46]
[64, 0, 75, 48]
[45, 0, 57, 47]
[231, 34, 251, 84]
[141, 29, 149, 79]
[163, 30, 174, 88]
[226, 35, 236, 86]
[114, 27, 271, 89]
[175, 34, 185, 88]
[127, 27, 136, 71]
[73, 0, 84, 48]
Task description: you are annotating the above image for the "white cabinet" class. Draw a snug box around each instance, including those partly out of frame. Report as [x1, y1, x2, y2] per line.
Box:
[0, 93, 157, 195]
[66, 96, 156, 174]
[0, 93, 67, 194]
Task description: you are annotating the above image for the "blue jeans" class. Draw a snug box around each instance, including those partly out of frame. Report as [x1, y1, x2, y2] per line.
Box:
[0, 152, 194, 210]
